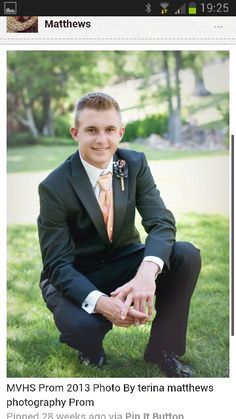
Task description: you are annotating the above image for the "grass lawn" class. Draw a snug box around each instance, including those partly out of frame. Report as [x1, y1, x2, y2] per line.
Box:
[7, 213, 229, 378]
[7, 144, 228, 173]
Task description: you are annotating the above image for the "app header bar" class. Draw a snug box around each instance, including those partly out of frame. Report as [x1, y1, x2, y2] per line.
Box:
[1, 0, 236, 17]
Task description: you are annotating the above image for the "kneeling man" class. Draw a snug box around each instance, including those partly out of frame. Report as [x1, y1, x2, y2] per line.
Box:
[38, 92, 201, 377]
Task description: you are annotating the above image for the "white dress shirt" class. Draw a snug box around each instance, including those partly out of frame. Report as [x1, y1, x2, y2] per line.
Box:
[79, 156, 164, 314]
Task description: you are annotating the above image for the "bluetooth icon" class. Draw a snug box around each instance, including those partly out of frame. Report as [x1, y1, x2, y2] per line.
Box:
[145, 3, 152, 14]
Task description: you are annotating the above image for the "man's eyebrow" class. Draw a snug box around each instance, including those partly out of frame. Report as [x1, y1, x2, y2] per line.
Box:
[84, 125, 97, 129]
[104, 125, 118, 130]
[84, 125, 117, 129]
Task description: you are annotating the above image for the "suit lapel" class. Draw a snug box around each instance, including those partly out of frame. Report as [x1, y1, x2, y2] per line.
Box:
[68, 151, 129, 245]
[68, 151, 110, 245]
[112, 153, 129, 242]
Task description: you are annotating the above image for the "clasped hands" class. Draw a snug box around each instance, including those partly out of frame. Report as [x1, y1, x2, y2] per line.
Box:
[95, 261, 158, 327]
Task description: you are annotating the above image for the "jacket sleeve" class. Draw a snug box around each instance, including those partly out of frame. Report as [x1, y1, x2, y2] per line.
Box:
[136, 153, 176, 269]
[37, 181, 98, 306]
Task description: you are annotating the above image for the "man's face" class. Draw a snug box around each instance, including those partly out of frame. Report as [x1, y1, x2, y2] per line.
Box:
[71, 107, 125, 169]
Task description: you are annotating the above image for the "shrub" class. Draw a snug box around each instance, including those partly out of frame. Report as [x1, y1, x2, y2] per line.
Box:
[54, 114, 71, 139]
[7, 132, 37, 147]
[7, 132, 73, 148]
[124, 113, 168, 142]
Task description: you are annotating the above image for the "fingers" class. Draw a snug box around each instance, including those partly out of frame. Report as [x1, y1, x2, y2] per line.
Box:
[115, 321, 132, 328]
[139, 298, 146, 314]
[114, 314, 149, 328]
[129, 307, 148, 319]
[111, 285, 133, 298]
[121, 296, 152, 321]
[110, 288, 122, 297]
[121, 294, 133, 319]
[147, 296, 154, 318]
[110, 288, 154, 327]
[115, 290, 129, 301]
[133, 296, 142, 325]
[114, 314, 134, 327]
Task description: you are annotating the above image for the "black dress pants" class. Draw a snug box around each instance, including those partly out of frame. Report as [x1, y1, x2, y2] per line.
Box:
[41, 241, 201, 359]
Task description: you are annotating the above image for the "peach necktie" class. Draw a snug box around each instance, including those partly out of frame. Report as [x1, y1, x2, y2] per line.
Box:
[97, 173, 114, 241]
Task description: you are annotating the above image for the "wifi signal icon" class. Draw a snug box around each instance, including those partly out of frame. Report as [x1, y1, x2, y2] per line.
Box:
[160, 2, 169, 14]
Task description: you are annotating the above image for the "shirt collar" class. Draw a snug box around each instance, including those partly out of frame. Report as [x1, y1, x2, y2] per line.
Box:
[80, 156, 113, 188]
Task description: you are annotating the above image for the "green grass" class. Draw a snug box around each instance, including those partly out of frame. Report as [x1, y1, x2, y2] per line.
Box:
[7, 144, 228, 173]
[7, 144, 78, 173]
[7, 213, 229, 377]
[130, 144, 227, 162]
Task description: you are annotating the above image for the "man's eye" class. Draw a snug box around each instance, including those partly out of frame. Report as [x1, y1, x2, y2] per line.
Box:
[107, 128, 115, 132]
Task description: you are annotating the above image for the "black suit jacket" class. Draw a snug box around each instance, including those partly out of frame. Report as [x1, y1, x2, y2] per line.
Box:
[38, 149, 176, 306]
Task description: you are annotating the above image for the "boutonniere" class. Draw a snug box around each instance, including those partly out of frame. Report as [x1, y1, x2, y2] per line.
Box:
[113, 159, 128, 191]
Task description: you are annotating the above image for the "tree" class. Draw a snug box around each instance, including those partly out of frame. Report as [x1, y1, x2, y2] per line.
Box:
[162, 51, 174, 141]
[7, 51, 112, 139]
[182, 51, 210, 96]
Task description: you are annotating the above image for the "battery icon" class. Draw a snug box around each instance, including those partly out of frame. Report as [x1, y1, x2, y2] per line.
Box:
[188, 2, 197, 14]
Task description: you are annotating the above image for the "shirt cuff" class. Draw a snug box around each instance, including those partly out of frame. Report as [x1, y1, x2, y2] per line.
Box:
[82, 290, 106, 314]
[143, 256, 164, 275]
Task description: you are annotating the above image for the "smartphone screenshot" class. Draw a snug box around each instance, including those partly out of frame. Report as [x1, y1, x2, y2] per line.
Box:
[1, 1, 235, 418]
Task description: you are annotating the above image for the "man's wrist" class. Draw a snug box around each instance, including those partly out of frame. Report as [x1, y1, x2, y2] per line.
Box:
[95, 295, 110, 314]
[82, 290, 106, 313]
[140, 260, 160, 279]
[143, 256, 164, 273]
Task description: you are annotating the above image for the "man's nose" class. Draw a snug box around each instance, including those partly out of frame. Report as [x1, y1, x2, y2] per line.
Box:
[96, 131, 107, 142]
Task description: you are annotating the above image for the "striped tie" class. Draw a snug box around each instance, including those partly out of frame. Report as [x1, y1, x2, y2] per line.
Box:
[97, 173, 114, 241]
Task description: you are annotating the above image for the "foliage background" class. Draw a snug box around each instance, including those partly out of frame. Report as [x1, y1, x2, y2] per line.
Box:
[7, 50, 229, 146]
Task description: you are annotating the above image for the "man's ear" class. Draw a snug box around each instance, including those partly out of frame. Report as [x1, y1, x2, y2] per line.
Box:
[70, 127, 79, 142]
[119, 126, 125, 142]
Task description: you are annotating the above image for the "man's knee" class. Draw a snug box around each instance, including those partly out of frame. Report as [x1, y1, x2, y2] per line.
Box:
[58, 312, 112, 353]
[52, 298, 111, 338]
[77, 313, 112, 337]
[172, 241, 201, 273]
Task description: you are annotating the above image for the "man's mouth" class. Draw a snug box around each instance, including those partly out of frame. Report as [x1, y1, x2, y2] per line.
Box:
[92, 147, 109, 151]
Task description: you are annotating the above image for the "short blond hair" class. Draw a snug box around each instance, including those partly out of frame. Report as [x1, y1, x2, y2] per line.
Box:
[74, 92, 121, 127]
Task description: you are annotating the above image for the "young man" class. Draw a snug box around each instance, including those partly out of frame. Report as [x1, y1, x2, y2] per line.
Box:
[38, 92, 201, 377]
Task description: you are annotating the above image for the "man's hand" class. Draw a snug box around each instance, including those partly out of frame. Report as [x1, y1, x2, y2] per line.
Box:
[111, 260, 158, 324]
[95, 295, 148, 327]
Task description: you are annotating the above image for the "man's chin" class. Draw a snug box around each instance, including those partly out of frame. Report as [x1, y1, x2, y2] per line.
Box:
[90, 156, 111, 169]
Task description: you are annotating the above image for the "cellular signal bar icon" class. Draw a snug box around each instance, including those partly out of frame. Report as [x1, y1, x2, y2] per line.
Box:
[174, 3, 186, 14]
